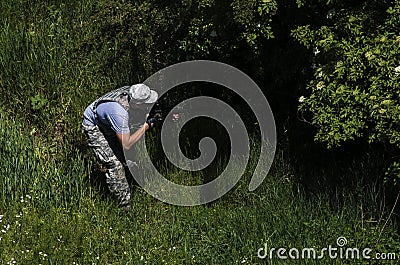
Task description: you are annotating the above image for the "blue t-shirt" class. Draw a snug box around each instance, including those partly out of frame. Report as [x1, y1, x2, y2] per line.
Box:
[83, 101, 130, 135]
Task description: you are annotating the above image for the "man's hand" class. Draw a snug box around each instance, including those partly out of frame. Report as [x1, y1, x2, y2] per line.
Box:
[146, 117, 157, 129]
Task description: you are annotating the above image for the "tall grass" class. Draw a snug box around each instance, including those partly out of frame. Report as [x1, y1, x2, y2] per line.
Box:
[0, 0, 110, 143]
[0, 119, 398, 263]
[0, 109, 90, 210]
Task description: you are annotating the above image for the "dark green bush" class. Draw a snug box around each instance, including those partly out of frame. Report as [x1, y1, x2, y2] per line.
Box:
[292, 0, 400, 184]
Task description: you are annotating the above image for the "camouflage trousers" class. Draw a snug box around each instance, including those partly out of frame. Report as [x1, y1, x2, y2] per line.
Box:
[82, 123, 131, 208]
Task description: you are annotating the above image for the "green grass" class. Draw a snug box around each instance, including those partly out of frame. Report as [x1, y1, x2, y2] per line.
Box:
[0, 110, 399, 264]
[0, 0, 398, 264]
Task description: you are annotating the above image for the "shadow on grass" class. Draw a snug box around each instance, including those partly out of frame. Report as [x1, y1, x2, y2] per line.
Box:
[287, 120, 400, 227]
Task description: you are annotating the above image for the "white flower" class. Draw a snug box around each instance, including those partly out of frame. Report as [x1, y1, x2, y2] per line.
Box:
[26, 195, 32, 199]
[327, 9, 336, 19]
[313, 46, 320, 56]
[318, 71, 323, 78]
[1, 230, 6, 233]
[7, 258, 16, 265]
[316, 81, 325, 90]
[299, 96, 306, 103]
[0, 215, 3, 219]
[241, 258, 247, 263]
[394, 65, 400, 74]
[140, 256, 144, 261]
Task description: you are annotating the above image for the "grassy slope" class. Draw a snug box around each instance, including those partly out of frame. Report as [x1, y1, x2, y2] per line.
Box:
[0, 1, 398, 264]
[0, 111, 398, 264]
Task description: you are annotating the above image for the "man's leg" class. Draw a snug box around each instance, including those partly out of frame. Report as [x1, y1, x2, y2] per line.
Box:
[82, 124, 131, 210]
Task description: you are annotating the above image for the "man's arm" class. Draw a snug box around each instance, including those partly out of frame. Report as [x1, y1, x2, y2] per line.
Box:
[116, 122, 150, 150]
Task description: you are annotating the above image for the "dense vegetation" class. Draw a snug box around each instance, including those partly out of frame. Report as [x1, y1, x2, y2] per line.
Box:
[0, 0, 399, 263]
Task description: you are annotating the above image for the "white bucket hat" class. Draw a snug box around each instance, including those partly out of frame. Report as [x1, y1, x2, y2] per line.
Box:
[129, 84, 158, 104]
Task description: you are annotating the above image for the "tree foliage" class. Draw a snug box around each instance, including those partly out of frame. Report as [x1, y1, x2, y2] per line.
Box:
[76, 0, 278, 79]
[292, 0, 400, 182]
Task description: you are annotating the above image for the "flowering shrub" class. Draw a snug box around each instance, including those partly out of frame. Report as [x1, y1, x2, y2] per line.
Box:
[292, 0, 400, 182]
